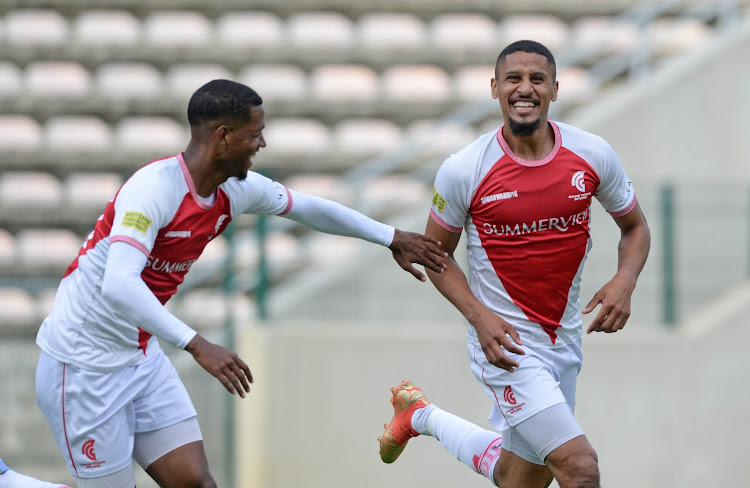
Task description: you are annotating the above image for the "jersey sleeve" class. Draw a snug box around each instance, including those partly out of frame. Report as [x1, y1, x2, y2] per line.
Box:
[592, 141, 637, 217]
[430, 156, 472, 233]
[110, 168, 176, 256]
[223, 172, 292, 218]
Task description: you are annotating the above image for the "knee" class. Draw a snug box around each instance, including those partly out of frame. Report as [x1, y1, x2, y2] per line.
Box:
[555, 453, 599, 488]
[175, 473, 217, 488]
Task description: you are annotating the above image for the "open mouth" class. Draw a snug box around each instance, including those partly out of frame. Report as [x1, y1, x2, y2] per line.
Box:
[511, 100, 538, 112]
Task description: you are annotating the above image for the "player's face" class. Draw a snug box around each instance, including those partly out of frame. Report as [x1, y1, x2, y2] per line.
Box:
[224, 104, 266, 179]
[492, 51, 558, 137]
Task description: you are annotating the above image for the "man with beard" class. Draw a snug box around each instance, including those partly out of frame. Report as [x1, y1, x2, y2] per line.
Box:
[35, 79, 448, 488]
[378, 40, 650, 488]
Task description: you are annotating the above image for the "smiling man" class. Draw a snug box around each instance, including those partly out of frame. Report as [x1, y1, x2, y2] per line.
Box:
[34, 79, 448, 488]
[378, 41, 651, 488]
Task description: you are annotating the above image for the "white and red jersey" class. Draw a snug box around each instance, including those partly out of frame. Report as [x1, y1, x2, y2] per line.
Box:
[37, 153, 291, 371]
[430, 121, 636, 347]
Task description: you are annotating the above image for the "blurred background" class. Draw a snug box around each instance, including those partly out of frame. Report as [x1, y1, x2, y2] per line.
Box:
[0, 0, 748, 486]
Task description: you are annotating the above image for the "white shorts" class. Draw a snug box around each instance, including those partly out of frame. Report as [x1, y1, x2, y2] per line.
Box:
[468, 336, 584, 464]
[36, 350, 199, 479]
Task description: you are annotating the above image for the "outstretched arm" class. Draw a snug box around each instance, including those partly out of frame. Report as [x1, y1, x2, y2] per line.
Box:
[424, 218, 524, 372]
[283, 190, 447, 281]
[584, 202, 651, 333]
[102, 241, 253, 397]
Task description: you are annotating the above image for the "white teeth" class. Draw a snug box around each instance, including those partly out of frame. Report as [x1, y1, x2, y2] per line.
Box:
[513, 101, 535, 108]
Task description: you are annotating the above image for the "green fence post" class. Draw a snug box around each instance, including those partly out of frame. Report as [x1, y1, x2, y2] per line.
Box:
[256, 214, 269, 321]
[222, 221, 236, 488]
[661, 184, 676, 325]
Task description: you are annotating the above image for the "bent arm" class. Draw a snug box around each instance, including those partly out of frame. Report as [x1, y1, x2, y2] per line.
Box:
[282, 189, 394, 246]
[425, 217, 524, 371]
[101, 240, 197, 348]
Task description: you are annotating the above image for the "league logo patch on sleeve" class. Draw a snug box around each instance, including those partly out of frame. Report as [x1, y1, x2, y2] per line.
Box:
[432, 188, 446, 212]
[122, 211, 153, 234]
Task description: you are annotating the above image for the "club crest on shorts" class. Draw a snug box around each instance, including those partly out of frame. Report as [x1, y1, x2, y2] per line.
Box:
[503, 385, 517, 405]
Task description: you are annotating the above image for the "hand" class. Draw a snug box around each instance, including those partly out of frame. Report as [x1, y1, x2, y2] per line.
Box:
[185, 334, 253, 397]
[583, 273, 637, 334]
[388, 229, 448, 281]
[472, 310, 525, 372]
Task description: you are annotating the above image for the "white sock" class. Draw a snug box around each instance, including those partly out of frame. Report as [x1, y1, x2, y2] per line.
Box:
[412, 405, 503, 482]
[0, 468, 71, 488]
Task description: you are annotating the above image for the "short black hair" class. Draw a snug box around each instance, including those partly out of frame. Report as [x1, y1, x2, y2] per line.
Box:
[187, 79, 263, 128]
[496, 40, 556, 80]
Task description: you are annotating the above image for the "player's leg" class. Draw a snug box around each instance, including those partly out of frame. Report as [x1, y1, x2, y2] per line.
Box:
[542, 435, 598, 488]
[0, 458, 73, 488]
[133, 418, 213, 488]
[35, 352, 139, 488]
[379, 381, 505, 485]
[131, 354, 212, 488]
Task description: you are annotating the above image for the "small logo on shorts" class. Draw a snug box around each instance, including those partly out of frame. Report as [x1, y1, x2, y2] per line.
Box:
[503, 386, 517, 406]
[82, 439, 96, 461]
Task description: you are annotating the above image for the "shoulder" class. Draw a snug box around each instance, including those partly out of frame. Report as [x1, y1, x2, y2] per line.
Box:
[438, 129, 497, 181]
[556, 121, 616, 161]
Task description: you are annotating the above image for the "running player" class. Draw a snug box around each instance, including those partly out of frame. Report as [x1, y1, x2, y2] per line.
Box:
[378, 40, 650, 488]
[0, 459, 72, 488]
[35, 79, 448, 488]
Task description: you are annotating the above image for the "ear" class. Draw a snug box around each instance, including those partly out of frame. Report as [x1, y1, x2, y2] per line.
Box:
[216, 125, 231, 145]
[551, 80, 559, 103]
[490, 77, 499, 100]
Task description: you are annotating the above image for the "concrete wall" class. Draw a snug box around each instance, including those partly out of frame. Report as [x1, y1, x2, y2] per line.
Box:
[237, 283, 750, 488]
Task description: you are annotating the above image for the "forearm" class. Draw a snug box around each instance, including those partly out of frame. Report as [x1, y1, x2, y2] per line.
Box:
[102, 241, 197, 348]
[615, 223, 651, 284]
[426, 258, 490, 326]
[283, 190, 395, 246]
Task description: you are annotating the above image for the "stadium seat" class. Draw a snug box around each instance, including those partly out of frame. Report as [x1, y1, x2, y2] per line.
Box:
[360, 175, 431, 209]
[114, 116, 187, 154]
[0, 61, 22, 97]
[3, 9, 69, 48]
[0, 287, 36, 332]
[497, 15, 571, 54]
[555, 66, 596, 108]
[406, 119, 478, 160]
[215, 11, 284, 49]
[94, 62, 164, 101]
[238, 64, 307, 103]
[0, 115, 42, 151]
[164, 64, 235, 101]
[331, 118, 403, 159]
[428, 13, 497, 52]
[44, 116, 113, 152]
[0, 229, 16, 268]
[306, 233, 359, 265]
[286, 12, 354, 50]
[261, 118, 331, 159]
[72, 10, 141, 48]
[570, 16, 640, 59]
[452, 65, 494, 101]
[173, 288, 231, 329]
[24, 61, 92, 99]
[649, 17, 711, 57]
[381, 65, 452, 103]
[232, 229, 301, 273]
[142, 11, 213, 49]
[282, 174, 354, 207]
[187, 235, 228, 278]
[309, 64, 379, 102]
[0, 171, 63, 210]
[62, 172, 123, 212]
[356, 13, 426, 52]
[15, 229, 82, 271]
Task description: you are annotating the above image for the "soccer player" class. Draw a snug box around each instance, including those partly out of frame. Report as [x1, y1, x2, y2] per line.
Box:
[35, 79, 448, 488]
[378, 40, 651, 488]
[0, 459, 72, 488]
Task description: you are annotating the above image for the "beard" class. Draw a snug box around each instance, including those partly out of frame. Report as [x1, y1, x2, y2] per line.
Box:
[508, 117, 540, 137]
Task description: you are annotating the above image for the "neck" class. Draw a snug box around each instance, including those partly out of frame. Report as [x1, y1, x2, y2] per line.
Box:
[502, 120, 555, 161]
[182, 143, 226, 198]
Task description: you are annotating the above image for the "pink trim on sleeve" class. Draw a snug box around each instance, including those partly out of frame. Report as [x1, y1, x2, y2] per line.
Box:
[430, 209, 462, 233]
[110, 236, 150, 257]
[608, 195, 638, 217]
[278, 187, 293, 215]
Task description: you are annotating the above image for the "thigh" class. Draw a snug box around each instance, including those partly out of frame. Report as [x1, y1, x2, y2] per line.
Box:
[36, 351, 137, 479]
[494, 448, 554, 488]
[133, 416, 203, 470]
[145, 440, 214, 488]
